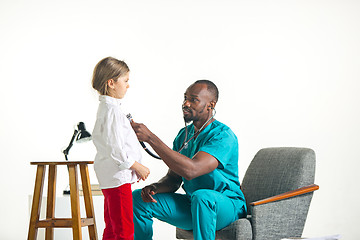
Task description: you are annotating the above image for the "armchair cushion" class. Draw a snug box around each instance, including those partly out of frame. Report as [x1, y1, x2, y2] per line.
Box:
[176, 217, 252, 240]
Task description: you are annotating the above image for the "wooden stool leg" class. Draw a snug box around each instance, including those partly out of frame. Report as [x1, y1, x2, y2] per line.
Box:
[80, 164, 98, 240]
[45, 165, 57, 240]
[68, 165, 82, 240]
[28, 165, 46, 240]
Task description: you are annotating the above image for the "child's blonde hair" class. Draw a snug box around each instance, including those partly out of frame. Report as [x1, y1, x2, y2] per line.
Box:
[92, 57, 130, 95]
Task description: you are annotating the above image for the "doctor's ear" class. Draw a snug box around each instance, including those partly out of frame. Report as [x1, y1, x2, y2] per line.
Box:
[209, 101, 216, 110]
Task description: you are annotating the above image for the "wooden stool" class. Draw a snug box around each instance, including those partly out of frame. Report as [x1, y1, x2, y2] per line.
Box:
[28, 161, 98, 240]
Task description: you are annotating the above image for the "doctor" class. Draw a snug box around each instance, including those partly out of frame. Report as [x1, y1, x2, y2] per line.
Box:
[130, 80, 246, 240]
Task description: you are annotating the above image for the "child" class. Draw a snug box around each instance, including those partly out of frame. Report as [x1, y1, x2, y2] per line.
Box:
[91, 56, 150, 240]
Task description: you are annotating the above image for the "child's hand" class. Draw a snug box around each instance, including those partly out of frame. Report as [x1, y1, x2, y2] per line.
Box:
[131, 161, 150, 181]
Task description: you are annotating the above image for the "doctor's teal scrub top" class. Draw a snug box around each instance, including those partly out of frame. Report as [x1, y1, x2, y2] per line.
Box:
[173, 120, 246, 202]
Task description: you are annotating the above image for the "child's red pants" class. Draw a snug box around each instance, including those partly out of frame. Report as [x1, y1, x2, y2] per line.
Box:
[101, 183, 134, 240]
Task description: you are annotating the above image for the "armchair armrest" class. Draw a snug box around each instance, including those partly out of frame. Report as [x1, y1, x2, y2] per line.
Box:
[250, 184, 319, 206]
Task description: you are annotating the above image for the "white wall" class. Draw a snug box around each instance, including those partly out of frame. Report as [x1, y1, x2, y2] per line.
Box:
[1, 0, 359, 239]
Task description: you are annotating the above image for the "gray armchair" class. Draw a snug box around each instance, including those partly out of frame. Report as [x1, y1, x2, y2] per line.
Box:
[176, 147, 319, 240]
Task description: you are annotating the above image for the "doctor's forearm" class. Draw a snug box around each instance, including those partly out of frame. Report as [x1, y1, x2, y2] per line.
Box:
[147, 134, 198, 180]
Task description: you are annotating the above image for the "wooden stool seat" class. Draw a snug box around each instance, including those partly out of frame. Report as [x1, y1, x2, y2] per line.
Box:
[28, 161, 98, 240]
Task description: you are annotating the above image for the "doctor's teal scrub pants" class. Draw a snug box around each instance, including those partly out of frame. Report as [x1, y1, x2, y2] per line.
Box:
[132, 189, 246, 240]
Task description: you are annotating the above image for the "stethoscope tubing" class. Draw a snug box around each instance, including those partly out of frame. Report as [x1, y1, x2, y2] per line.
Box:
[139, 141, 162, 159]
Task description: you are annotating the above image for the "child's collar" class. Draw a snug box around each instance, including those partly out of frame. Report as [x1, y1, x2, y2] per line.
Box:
[99, 95, 122, 105]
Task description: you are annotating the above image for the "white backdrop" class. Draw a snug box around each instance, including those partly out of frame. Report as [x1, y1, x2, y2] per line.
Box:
[0, 0, 359, 239]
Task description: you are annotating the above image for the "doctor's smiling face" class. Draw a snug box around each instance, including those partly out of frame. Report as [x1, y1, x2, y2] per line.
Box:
[182, 83, 213, 124]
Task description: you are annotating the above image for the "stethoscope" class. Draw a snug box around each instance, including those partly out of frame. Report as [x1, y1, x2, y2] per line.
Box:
[126, 113, 162, 159]
[127, 108, 216, 160]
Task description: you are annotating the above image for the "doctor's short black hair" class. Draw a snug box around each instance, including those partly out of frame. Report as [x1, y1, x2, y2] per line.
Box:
[194, 79, 219, 102]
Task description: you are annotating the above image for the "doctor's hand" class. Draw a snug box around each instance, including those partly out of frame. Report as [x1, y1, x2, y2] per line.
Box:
[141, 184, 158, 203]
[130, 121, 153, 143]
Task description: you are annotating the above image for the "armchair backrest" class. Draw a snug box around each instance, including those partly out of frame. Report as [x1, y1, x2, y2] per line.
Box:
[241, 147, 316, 211]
